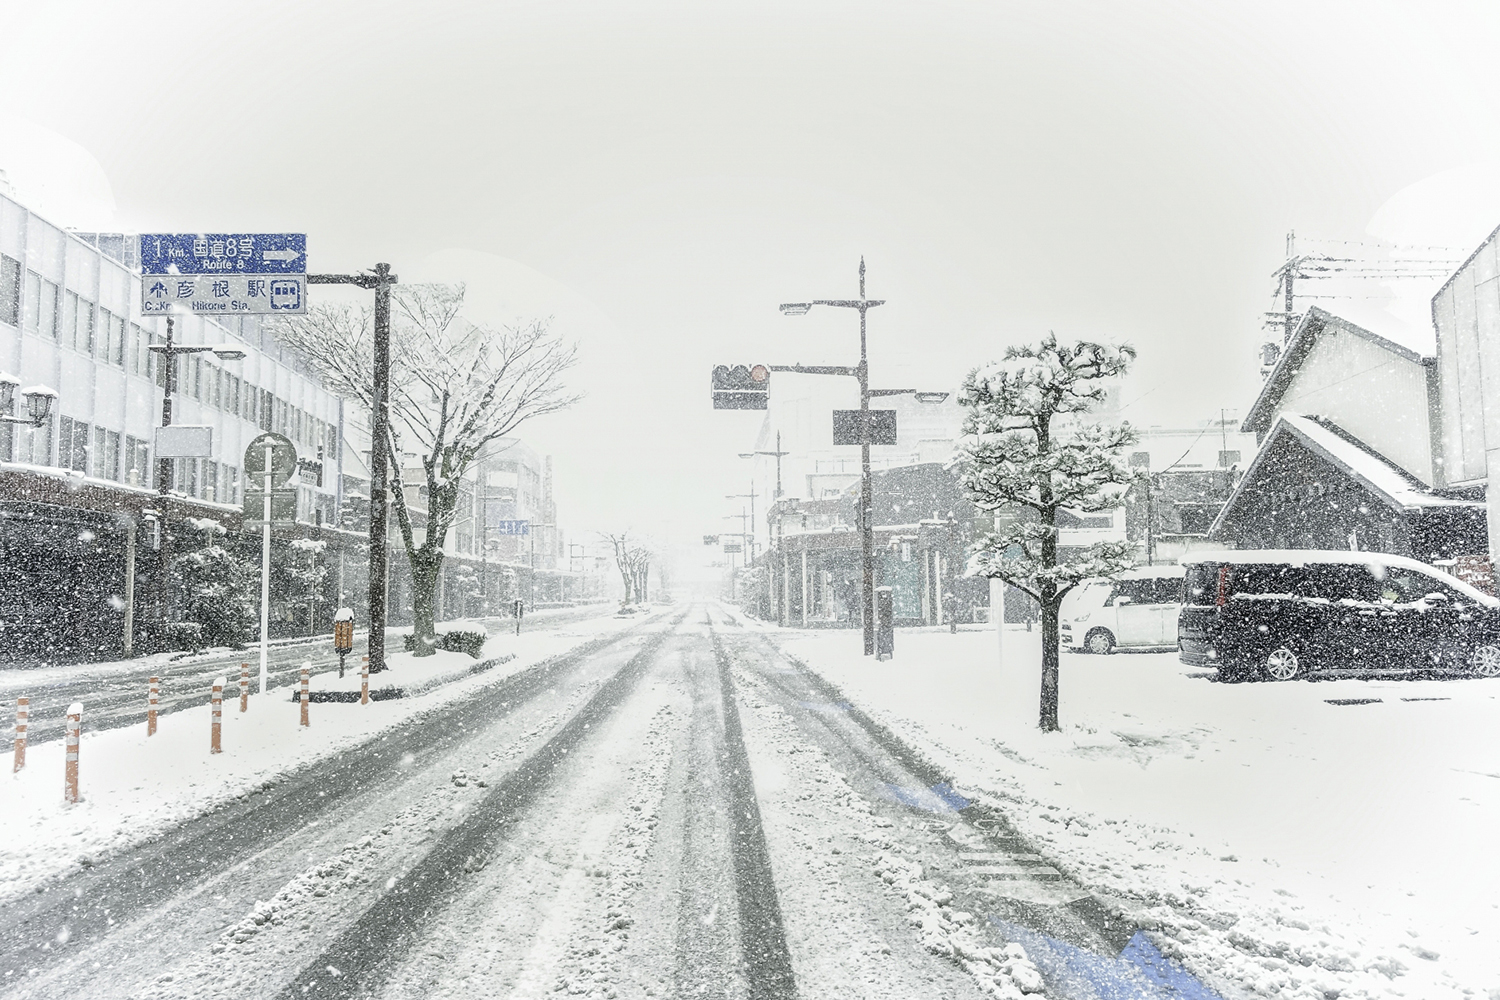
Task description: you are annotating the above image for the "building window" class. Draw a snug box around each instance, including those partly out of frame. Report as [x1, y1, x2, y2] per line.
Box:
[130, 324, 147, 375]
[78, 298, 95, 354]
[125, 434, 149, 486]
[58, 415, 90, 473]
[37, 277, 58, 340]
[95, 426, 120, 481]
[260, 389, 274, 431]
[0, 255, 20, 327]
[25, 417, 53, 467]
[110, 311, 126, 366]
[205, 460, 219, 501]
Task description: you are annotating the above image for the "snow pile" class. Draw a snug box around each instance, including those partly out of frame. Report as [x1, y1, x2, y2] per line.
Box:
[871, 850, 1045, 996]
[777, 625, 1500, 999]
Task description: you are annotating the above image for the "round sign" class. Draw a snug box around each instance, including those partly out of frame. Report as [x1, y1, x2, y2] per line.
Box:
[243, 432, 298, 488]
[749, 364, 770, 383]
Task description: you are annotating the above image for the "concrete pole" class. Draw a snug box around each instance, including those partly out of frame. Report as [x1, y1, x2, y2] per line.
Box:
[258, 443, 272, 695]
[123, 518, 136, 656]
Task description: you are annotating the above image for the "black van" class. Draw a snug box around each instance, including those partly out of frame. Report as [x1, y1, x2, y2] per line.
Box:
[1178, 550, 1500, 681]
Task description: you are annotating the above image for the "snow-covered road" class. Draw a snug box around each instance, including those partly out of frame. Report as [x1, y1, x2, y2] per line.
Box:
[0, 606, 1219, 1000]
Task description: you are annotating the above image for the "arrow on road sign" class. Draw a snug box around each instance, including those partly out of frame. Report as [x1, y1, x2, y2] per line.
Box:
[262, 249, 302, 262]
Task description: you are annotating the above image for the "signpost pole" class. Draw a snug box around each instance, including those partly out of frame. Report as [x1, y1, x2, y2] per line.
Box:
[368, 263, 393, 674]
[259, 444, 272, 695]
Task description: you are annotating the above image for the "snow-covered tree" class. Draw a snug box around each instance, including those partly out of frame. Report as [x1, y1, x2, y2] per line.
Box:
[957, 334, 1137, 732]
[174, 517, 257, 648]
[268, 285, 578, 654]
[604, 533, 653, 605]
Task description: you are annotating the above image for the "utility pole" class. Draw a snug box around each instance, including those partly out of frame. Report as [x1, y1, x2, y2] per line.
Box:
[308, 264, 397, 672]
[147, 318, 246, 639]
[1283, 230, 1296, 346]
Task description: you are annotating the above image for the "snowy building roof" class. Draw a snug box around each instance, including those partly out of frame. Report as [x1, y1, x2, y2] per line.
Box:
[1272, 414, 1473, 510]
[1208, 413, 1481, 545]
[1243, 306, 1432, 437]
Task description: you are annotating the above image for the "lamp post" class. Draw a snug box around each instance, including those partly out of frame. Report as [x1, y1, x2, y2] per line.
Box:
[0, 378, 57, 429]
[779, 260, 950, 655]
[147, 317, 247, 495]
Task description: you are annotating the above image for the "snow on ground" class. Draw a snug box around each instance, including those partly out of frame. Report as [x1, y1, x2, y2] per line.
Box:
[0, 607, 666, 905]
[766, 621, 1500, 1000]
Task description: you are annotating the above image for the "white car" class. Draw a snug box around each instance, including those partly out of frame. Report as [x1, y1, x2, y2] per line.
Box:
[1061, 566, 1186, 654]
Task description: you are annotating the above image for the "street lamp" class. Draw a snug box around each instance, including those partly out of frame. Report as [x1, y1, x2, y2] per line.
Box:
[0, 375, 57, 426]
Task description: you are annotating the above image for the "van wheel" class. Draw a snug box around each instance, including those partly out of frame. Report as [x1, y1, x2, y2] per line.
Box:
[1470, 644, 1500, 677]
[1263, 645, 1301, 681]
[1084, 629, 1116, 655]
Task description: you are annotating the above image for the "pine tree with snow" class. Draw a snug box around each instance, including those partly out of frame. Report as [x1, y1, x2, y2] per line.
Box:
[174, 518, 257, 649]
[957, 334, 1138, 732]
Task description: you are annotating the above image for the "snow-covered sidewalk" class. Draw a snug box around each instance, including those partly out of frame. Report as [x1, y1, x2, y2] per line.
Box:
[0, 607, 668, 905]
[768, 621, 1500, 1000]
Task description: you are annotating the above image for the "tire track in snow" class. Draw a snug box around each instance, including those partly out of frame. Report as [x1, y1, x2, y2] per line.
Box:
[0, 616, 663, 996]
[706, 623, 798, 1000]
[271, 611, 688, 999]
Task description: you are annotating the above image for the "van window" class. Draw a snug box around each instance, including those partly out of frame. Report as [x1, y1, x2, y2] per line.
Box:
[1184, 564, 1217, 605]
[1381, 568, 1458, 604]
[1301, 564, 1381, 603]
[1105, 579, 1150, 606]
[1231, 564, 1311, 597]
[1146, 577, 1183, 604]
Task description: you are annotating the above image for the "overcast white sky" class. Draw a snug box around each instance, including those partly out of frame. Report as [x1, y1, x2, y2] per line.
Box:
[6, 1, 1500, 576]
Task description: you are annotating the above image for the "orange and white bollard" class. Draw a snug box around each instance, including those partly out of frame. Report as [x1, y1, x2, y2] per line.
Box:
[211, 677, 224, 754]
[360, 655, 369, 706]
[147, 677, 159, 737]
[299, 667, 310, 727]
[12, 696, 28, 773]
[64, 702, 82, 804]
[240, 663, 249, 713]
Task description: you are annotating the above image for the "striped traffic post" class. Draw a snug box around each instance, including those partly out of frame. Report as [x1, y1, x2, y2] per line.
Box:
[64, 703, 82, 804]
[12, 697, 27, 773]
[299, 666, 310, 727]
[361, 655, 369, 706]
[240, 663, 250, 713]
[148, 677, 159, 737]
[211, 677, 224, 754]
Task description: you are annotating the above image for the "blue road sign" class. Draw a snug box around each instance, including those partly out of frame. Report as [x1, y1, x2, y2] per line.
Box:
[141, 274, 305, 316]
[139, 233, 307, 275]
[493, 520, 530, 536]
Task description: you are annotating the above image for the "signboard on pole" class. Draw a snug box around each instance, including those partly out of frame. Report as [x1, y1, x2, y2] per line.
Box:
[243, 432, 298, 488]
[832, 409, 898, 446]
[724, 542, 743, 554]
[242, 488, 299, 524]
[493, 519, 530, 536]
[154, 424, 213, 459]
[139, 233, 307, 315]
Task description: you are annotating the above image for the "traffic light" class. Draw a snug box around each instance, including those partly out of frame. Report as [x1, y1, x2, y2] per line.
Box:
[711, 364, 771, 410]
[703, 534, 720, 545]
